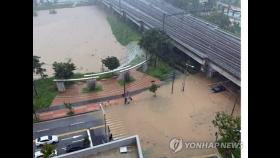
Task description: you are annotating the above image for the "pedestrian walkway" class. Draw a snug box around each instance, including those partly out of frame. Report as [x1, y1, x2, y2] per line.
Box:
[36, 95, 140, 121]
[51, 70, 161, 106]
[35, 70, 161, 122]
[105, 108, 128, 140]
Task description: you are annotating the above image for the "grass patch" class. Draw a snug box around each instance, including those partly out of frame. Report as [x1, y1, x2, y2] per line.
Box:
[144, 60, 173, 80]
[106, 15, 141, 46]
[82, 84, 103, 93]
[49, 9, 57, 14]
[33, 77, 58, 110]
[97, 73, 115, 80]
[33, 118, 39, 123]
[118, 76, 135, 86]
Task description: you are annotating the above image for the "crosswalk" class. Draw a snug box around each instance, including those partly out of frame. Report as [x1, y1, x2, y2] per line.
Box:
[106, 112, 128, 140]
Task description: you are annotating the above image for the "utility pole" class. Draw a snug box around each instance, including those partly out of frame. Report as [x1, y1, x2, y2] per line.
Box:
[182, 63, 194, 92]
[119, 0, 121, 10]
[123, 76, 126, 104]
[231, 95, 239, 116]
[162, 13, 166, 32]
[171, 71, 175, 94]
[33, 80, 38, 96]
[99, 104, 108, 142]
[33, 106, 38, 121]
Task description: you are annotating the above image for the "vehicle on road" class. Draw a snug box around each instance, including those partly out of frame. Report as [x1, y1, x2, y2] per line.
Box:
[35, 135, 59, 147]
[66, 142, 87, 153]
[211, 85, 226, 93]
[34, 149, 57, 158]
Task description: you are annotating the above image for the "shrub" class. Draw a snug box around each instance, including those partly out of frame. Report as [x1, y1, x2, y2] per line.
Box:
[49, 9, 57, 14]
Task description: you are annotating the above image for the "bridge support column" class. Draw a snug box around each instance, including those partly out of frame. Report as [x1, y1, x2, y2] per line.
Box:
[109, 4, 113, 14]
[122, 10, 127, 22]
[118, 71, 130, 81]
[86, 79, 97, 90]
[206, 67, 216, 78]
[139, 20, 144, 33]
[56, 81, 66, 92]
[141, 62, 148, 72]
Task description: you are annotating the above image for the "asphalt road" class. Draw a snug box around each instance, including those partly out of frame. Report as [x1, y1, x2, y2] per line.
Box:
[33, 111, 104, 139]
[33, 128, 106, 157]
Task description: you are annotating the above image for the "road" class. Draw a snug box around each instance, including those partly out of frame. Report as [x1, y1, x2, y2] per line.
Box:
[33, 111, 104, 139]
[33, 111, 107, 157]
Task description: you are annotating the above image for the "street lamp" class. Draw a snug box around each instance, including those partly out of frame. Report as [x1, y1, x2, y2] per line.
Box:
[119, 0, 121, 10]
[182, 63, 194, 92]
[99, 103, 108, 142]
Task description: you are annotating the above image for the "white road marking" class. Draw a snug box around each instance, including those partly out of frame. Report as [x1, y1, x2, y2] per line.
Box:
[72, 139, 84, 143]
[37, 129, 49, 132]
[61, 135, 83, 141]
[87, 129, 93, 147]
[61, 147, 66, 150]
[61, 137, 72, 141]
[70, 122, 84, 126]
[73, 135, 83, 139]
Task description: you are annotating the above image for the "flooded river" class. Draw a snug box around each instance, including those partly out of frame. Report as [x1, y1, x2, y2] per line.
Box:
[33, 6, 127, 76]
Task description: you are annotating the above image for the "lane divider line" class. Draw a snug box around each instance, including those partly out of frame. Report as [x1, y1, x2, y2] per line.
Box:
[87, 129, 93, 147]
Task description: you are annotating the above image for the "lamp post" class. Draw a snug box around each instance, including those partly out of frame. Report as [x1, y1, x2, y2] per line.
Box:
[231, 95, 239, 116]
[182, 63, 194, 92]
[99, 104, 108, 142]
[171, 71, 176, 94]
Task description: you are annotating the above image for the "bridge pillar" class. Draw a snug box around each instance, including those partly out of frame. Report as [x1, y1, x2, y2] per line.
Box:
[139, 20, 144, 33]
[109, 4, 113, 14]
[122, 10, 127, 22]
[56, 81, 66, 92]
[141, 62, 148, 72]
[206, 67, 216, 78]
[86, 79, 97, 90]
[118, 71, 130, 81]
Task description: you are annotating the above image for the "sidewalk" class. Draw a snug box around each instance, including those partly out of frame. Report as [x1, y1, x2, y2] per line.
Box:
[36, 96, 140, 121]
[51, 70, 161, 106]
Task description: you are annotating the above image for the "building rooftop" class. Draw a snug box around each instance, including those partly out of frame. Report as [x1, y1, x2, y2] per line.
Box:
[55, 135, 143, 158]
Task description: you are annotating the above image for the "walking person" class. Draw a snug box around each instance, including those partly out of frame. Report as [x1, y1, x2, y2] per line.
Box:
[215, 132, 218, 141]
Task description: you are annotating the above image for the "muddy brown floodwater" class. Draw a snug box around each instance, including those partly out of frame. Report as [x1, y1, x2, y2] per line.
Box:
[106, 73, 240, 158]
[33, 6, 127, 76]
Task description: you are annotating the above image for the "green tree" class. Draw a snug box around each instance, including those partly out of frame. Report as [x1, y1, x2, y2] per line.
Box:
[102, 56, 120, 70]
[212, 112, 241, 158]
[52, 59, 76, 79]
[149, 83, 160, 97]
[33, 56, 47, 78]
[41, 144, 55, 158]
[139, 29, 172, 67]
[64, 102, 74, 115]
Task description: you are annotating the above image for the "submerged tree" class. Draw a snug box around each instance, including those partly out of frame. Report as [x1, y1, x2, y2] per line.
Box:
[139, 29, 172, 67]
[33, 55, 47, 78]
[53, 59, 76, 79]
[149, 83, 160, 97]
[102, 56, 120, 70]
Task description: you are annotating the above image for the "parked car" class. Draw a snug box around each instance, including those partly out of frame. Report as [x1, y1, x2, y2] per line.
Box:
[34, 149, 57, 158]
[211, 85, 226, 93]
[66, 142, 87, 153]
[35, 135, 59, 147]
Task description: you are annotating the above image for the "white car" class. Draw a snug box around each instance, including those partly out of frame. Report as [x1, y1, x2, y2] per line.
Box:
[34, 149, 57, 158]
[35, 135, 59, 147]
